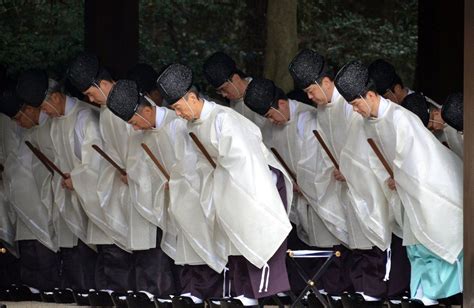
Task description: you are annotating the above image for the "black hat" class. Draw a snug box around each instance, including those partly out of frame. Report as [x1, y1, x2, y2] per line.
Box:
[156, 64, 193, 105]
[127, 63, 158, 94]
[400, 93, 430, 127]
[289, 49, 326, 89]
[442, 92, 463, 132]
[67, 52, 100, 92]
[244, 78, 283, 116]
[334, 60, 370, 102]
[16, 69, 48, 107]
[203, 52, 237, 88]
[0, 93, 23, 118]
[368, 59, 397, 95]
[107, 80, 145, 122]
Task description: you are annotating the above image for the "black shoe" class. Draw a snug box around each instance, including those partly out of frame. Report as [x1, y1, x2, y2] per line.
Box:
[307, 292, 326, 308]
[9, 285, 36, 301]
[111, 291, 130, 308]
[73, 290, 91, 306]
[327, 295, 344, 308]
[0, 287, 11, 301]
[401, 299, 434, 308]
[53, 288, 75, 303]
[40, 290, 56, 302]
[88, 290, 114, 306]
[155, 296, 174, 308]
[172, 295, 204, 308]
[220, 298, 246, 308]
[127, 291, 156, 308]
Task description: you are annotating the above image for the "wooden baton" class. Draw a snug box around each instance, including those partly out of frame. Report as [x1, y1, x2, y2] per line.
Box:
[141, 143, 170, 181]
[270, 147, 297, 183]
[189, 132, 216, 169]
[313, 130, 339, 170]
[25, 141, 67, 179]
[366, 138, 394, 179]
[92, 144, 127, 176]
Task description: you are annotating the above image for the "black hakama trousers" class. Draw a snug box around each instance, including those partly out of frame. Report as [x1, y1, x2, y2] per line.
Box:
[60, 239, 97, 291]
[18, 240, 61, 291]
[95, 244, 134, 292]
[0, 242, 21, 288]
[133, 228, 181, 296]
[226, 167, 291, 299]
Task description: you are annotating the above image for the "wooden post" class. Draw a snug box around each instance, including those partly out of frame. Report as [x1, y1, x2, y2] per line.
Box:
[84, 0, 139, 79]
[464, 1, 474, 306]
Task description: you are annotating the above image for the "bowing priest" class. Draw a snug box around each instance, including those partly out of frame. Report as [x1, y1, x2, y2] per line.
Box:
[107, 80, 228, 304]
[203, 51, 266, 128]
[441, 93, 463, 159]
[1, 89, 61, 294]
[157, 63, 293, 306]
[289, 50, 410, 306]
[68, 53, 177, 297]
[16, 69, 98, 293]
[127, 63, 163, 106]
[243, 78, 339, 293]
[368, 59, 413, 105]
[334, 60, 463, 306]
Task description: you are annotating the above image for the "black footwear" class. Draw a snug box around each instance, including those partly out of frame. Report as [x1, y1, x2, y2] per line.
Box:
[0, 288, 11, 301]
[73, 290, 91, 306]
[327, 295, 344, 308]
[127, 291, 156, 308]
[220, 298, 247, 308]
[307, 292, 326, 308]
[401, 299, 435, 308]
[172, 295, 204, 308]
[40, 290, 56, 302]
[53, 288, 75, 303]
[111, 291, 129, 308]
[9, 285, 38, 301]
[155, 296, 174, 308]
[88, 290, 114, 306]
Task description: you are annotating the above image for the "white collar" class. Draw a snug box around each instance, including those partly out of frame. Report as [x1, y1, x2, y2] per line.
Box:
[199, 99, 214, 121]
[155, 106, 166, 128]
[377, 96, 391, 118]
[64, 96, 75, 116]
[39, 111, 48, 125]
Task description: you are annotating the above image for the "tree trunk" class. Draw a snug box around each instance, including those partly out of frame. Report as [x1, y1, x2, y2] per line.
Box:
[263, 0, 298, 92]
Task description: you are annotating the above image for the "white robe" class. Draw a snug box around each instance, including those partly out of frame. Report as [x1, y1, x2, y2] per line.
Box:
[314, 88, 372, 249]
[443, 125, 463, 159]
[363, 97, 463, 263]
[259, 99, 339, 247]
[340, 115, 397, 250]
[0, 114, 20, 256]
[97, 105, 156, 250]
[187, 99, 292, 270]
[3, 113, 60, 250]
[135, 107, 222, 269]
[50, 97, 111, 245]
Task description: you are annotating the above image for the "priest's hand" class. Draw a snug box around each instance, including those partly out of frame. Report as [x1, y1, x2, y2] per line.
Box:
[61, 173, 74, 191]
[293, 183, 302, 195]
[387, 178, 397, 191]
[120, 174, 129, 185]
[333, 169, 346, 182]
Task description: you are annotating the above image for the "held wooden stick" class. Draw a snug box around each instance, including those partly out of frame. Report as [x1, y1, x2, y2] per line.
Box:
[92, 144, 127, 176]
[366, 138, 394, 179]
[270, 147, 297, 183]
[313, 130, 339, 170]
[141, 143, 170, 181]
[189, 132, 216, 169]
[25, 141, 66, 179]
